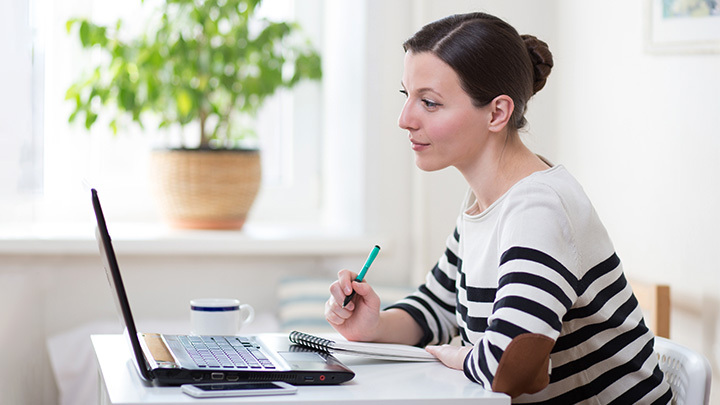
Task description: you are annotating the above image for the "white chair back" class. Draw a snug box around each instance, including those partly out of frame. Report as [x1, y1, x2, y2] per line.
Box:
[655, 337, 712, 405]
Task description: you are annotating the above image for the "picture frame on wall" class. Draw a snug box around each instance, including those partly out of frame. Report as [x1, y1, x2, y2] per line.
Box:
[646, 0, 720, 53]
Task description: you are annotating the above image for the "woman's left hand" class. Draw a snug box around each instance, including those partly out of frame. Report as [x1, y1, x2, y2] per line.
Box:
[425, 344, 473, 370]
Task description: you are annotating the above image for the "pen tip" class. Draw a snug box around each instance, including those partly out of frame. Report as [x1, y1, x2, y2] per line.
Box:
[375, 245, 381, 250]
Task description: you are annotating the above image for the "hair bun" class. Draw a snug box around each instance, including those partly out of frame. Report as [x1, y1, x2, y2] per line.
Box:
[521, 34, 553, 94]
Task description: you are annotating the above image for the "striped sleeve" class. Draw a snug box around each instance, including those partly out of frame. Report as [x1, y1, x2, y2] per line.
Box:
[464, 183, 579, 389]
[464, 246, 578, 387]
[386, 225, 461, 346]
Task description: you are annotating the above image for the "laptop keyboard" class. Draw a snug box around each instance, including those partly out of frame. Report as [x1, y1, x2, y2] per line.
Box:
[179, 336, 276, 369]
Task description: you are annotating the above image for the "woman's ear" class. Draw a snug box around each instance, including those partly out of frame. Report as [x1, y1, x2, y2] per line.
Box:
[488, 95, 514, 132]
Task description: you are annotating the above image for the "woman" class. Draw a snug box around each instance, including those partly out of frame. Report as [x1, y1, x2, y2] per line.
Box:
[325, 12, 671, 404]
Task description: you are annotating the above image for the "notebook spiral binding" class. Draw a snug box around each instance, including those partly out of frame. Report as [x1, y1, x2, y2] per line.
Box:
[289, 331, 334, 352]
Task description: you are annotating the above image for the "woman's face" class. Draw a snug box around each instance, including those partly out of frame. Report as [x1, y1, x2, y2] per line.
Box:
[398, 51, 492, 173]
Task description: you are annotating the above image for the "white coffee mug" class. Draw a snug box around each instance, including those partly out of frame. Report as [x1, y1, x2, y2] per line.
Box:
[190, 298, 255, 335]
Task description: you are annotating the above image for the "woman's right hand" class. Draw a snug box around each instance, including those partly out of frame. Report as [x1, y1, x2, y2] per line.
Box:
[324, 269, 382, 342]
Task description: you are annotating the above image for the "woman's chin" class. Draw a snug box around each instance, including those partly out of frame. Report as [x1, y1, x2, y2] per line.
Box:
[414, 157, 447, 172]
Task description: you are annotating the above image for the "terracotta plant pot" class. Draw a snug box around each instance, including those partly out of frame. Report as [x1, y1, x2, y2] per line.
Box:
[151, 149, 261, 230]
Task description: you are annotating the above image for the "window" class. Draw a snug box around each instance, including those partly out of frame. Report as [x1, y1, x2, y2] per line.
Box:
[0, 0, 43, 224]
[2, 0, 327, 229]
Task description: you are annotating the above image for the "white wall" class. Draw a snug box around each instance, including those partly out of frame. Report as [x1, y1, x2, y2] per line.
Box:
[0, 265, 58, 405]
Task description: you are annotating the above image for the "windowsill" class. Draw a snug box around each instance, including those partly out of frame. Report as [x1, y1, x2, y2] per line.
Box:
[0, 222, 380, 256]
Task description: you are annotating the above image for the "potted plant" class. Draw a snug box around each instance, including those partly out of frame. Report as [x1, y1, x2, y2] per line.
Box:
[65, 0, 321, 229]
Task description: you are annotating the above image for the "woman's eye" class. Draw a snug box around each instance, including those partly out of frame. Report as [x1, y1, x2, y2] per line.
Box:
[399, 90, 441, 109]
[422, 99, 440, 108]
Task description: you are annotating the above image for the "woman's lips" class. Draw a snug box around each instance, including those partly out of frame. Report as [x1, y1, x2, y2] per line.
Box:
[410, 138, 430, 152]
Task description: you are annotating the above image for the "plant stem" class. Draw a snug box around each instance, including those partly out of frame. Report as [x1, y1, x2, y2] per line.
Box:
[199, 109, 208, 149]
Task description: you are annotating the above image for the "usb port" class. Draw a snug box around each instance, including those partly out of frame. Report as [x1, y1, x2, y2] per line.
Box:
[304, 376, 314, 382]
[211, 372, 224, 380]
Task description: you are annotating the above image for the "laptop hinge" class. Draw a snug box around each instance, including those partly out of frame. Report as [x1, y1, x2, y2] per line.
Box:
[140, 333, 180, 369]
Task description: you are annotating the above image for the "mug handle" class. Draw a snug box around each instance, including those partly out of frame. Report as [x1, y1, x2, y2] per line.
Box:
[238, 304, 255, 326]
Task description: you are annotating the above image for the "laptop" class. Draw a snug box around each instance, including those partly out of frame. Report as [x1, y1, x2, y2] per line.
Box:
[91, 188, 354, 386]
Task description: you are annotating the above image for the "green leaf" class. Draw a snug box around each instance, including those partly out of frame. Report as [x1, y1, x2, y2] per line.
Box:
[79, 21, 90, 47]
[66, 19, 77, 34]
[85, 111, 98, 129]
[177, 90, 193, 116]
[65, 84, 78, 100]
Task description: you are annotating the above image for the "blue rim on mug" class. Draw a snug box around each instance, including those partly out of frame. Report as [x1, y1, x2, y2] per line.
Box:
[190, 298, 241, 312]
[191, 304, 239, 312]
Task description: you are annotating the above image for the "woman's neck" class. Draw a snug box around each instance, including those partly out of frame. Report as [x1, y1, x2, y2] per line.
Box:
[460, 134, 550, 214]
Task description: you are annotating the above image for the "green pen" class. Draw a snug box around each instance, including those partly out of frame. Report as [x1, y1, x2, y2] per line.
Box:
[343, 245, 381, 307]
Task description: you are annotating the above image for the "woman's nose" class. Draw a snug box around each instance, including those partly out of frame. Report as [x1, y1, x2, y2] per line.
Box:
[398, 100, 416, 130]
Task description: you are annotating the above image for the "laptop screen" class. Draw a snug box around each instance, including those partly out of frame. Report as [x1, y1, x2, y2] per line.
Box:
[92, 188, 154, 381]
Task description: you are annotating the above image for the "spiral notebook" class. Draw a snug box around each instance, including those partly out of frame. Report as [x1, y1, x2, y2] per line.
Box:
[289, 331, 438, 362]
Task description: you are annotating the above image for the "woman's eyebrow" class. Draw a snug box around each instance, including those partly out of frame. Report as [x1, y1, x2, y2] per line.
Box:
[416, 87, 437, 95]
[400, 82, 441, 97]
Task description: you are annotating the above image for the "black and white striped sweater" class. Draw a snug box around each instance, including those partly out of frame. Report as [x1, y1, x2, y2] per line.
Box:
[388, 165, 672, 404]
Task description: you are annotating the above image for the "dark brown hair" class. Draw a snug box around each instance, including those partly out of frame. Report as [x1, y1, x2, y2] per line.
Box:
[403, 12, 553, 130]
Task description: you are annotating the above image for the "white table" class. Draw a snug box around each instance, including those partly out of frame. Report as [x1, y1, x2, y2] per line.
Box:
[92, 334, 510, 405]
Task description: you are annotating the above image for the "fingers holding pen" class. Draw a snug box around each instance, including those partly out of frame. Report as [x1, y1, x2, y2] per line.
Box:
[325, 298, 353, 325]
[325, 269, 382, 318]
[337, 269, 357, 296]
[331, 245, 382, 310]
[325, 270, 357, 324]
[326, 245, 384, 341]
[328, 270, 355, 303]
